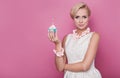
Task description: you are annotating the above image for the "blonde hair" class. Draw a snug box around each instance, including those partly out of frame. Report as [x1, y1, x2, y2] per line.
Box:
[70, 2, 91, 19]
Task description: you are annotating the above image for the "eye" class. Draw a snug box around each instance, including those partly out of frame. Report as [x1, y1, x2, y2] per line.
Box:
[83, 16, 87, 18]
[75, 16, 80, 19]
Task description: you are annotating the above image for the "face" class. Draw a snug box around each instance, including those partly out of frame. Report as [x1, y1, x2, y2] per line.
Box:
[74, 8, 89, 30]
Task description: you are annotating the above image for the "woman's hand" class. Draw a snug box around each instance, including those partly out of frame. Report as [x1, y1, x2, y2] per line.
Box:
[48, 31, 61, 45]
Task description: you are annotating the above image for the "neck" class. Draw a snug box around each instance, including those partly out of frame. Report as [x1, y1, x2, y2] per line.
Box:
[76, 27, 87, 35]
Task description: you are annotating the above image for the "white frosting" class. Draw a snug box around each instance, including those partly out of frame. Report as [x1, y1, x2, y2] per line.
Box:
[49, 24, 56, 29]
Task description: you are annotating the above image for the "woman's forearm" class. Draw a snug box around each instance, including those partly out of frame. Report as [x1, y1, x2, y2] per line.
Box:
[55, 56, 65, 72]
[64, 62, 89, 72]
[55, 42, 65, 72]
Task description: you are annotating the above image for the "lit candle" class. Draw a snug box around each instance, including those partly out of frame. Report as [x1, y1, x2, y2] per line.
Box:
[48, 18, 57, 32]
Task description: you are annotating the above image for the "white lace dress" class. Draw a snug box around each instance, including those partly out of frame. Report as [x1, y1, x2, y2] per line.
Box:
[64, 31, 102, 78]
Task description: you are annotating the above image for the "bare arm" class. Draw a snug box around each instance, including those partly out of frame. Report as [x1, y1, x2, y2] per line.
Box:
[48, 31, 67, 72]
[55, 36, 67, 71]
[64, 33, 100, 72]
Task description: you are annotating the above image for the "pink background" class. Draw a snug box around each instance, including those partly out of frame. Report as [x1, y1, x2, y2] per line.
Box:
[0, 0, 120, 78]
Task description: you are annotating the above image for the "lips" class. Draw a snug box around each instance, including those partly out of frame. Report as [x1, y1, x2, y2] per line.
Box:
[78, 23, 84, 25]
[79, 24, 84, 27]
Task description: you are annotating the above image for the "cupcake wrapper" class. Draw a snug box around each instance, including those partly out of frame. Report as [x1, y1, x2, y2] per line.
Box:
[48, 29, 57, 32]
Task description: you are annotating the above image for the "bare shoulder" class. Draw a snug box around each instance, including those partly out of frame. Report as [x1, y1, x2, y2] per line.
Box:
[92, 32, 100, 40]
[62, 34, 69, 47]
[63, 34, 68, 41]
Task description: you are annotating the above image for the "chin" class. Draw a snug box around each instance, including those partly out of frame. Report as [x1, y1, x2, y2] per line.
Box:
[77, 26, 87, 30]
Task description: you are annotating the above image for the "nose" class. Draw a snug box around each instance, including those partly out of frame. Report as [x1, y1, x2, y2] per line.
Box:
[79, 18, 83, 23]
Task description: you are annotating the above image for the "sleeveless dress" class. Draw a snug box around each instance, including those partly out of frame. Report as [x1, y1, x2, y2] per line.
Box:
[64, 31, 102, 78]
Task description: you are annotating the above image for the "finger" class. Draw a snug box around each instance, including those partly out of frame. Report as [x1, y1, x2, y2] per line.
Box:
[48, 32, 55, 42]
[49, 31, 54, 41]
[51, 38, 55, 42]
[55, 31, 57, 37]
[55, 31, 59, 41]
[51, 31, 55, 39]
[48, 33, 51, 40]
[49, 31, 53, 38]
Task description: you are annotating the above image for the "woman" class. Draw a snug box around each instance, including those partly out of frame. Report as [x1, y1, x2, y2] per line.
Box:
[48, 2, 102, 78]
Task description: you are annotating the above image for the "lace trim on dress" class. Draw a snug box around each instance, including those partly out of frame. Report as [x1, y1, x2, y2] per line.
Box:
[72, 27, 90, 39]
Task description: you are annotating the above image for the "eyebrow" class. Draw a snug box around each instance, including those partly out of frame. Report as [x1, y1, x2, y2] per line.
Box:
[75, 15, 88, 17]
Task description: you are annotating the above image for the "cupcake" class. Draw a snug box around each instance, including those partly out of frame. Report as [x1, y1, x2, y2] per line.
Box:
[48, 24, 57, 32]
